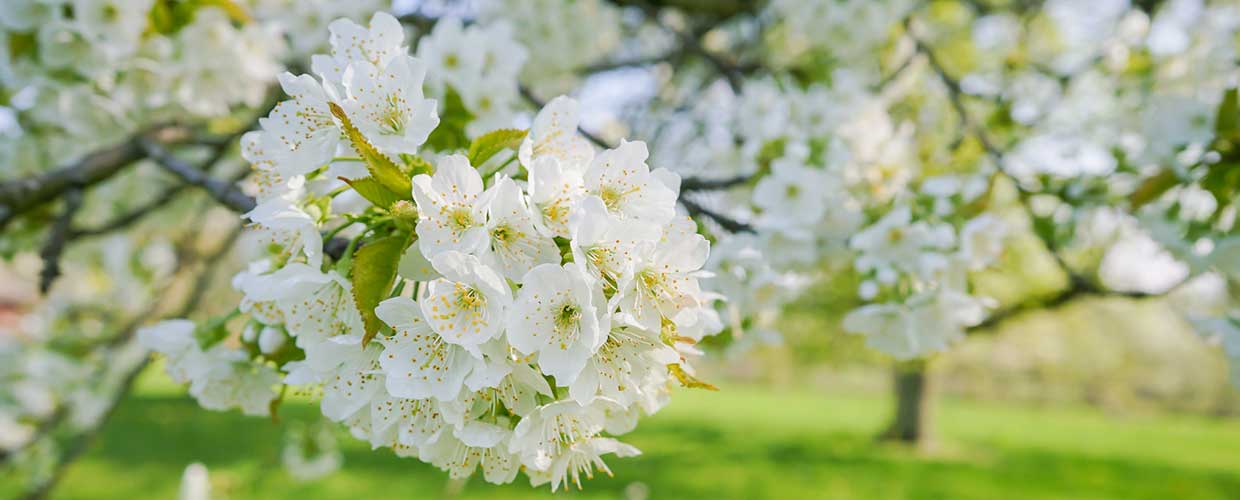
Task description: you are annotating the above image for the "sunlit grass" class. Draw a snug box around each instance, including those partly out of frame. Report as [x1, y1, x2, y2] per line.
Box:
[47, 372, 1240, 500]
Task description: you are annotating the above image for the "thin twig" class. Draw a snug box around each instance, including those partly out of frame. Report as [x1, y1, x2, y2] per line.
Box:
[38, 189, 83, 294]
[518, 85, 615, 150]
[138, 139, 257, 213]
[627, 0, 744, 92]
[68, 185, 189, 239]
[904, 18, 1004, 162]
[578, 51, 677, 74]
[680, 175, 751, 192]
[680, 196, 753, 233]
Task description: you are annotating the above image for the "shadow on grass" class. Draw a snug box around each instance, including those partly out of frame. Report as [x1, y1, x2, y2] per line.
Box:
[55, 395, 1240, 500]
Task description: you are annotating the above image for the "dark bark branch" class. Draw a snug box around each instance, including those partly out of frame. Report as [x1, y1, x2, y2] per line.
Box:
[680, 175, 751, 192]
[518, 84, 615, 150]
[680, 196, 754, 233]
[578, 52, 677, 74]
[138, 139, 257, 214]
[0, 126, 193, 231]
[38, 189, 84, 294]
[608, 0, 761, 19]
[969, 278, 1155, 333]
[69, 137, 243, 239]
[905, 16, 1117, 295]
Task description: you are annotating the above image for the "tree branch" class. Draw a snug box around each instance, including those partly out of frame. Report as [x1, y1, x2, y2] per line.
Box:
[608, 0, 760, 19]
[0, 126, 193, 231]
[518, 84, 615, 150]
[970, 278, 1154, 333]
[37, 189, 83, 294]
[680, 196, 754, 233]
[680, 175, 751, 192]
[137, 139, 257, 214]
[626, 0, 744, 92]
[69, 134, 243, 240]
[578, 51, 677, 74]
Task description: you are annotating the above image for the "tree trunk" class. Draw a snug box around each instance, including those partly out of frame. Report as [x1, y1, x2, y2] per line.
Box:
[880, 359, 935, 450]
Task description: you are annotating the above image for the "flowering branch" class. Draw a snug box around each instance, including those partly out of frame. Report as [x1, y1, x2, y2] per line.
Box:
[903, 14, 1170, 333]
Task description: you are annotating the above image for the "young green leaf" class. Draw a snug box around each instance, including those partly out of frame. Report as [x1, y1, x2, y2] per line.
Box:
[1215, 87, 1239, 140]
[340, 176, 405, 210]
[668, 364, 719, 391]
[424, 87, 474, 152]
[198, 0, 253, 23]
[350, 233, 412, 347]
[328, 102, 413, 197]
[467, 128, 528, 167]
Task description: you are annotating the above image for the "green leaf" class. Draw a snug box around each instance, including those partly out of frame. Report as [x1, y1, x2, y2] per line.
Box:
[328, 102, 413, 197]
[351, 233, 412, 347]
[467, 128, 528, 167]
[198, 0, 253, 24]
[1201, 161, 1240, 211]
[668, 364, 719, 391]
[340, 176, 405, 210]
[1129, 169, 1178, 209]
[1216, 87, 1239, 139]
[425, 87, 474, 152]
[7, 32, 36, 61]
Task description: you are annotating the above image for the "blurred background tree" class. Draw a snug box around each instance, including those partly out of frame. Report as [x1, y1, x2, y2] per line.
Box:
[3, 0, 1240, 497]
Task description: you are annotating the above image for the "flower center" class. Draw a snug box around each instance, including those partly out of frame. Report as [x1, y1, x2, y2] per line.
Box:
[555, 303, 581, 331]
[455, 286, 485, 311]
[491, 224, 514, 244]
[380, 94, 408, 135]
[600, 185, 629, 212]
[542, 201, 570, 227]
[449, 207, 475, 231]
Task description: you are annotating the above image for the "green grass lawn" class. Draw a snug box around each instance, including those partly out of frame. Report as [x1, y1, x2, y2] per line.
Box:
[46, 373, 1240, 500]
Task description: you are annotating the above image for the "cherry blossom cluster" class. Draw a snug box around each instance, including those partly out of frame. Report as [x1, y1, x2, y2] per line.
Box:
[138, 12, 719, 490]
